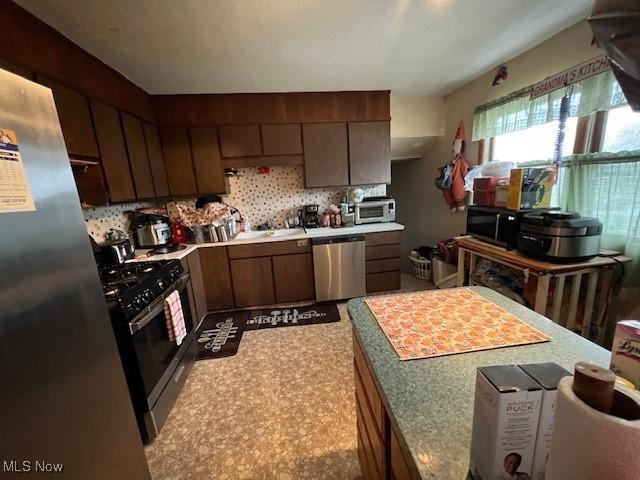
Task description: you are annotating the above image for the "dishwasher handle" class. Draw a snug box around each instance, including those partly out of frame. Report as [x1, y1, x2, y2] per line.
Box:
[311, 234, 365, 245]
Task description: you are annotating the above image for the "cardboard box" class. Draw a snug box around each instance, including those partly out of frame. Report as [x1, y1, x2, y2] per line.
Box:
[507, 167, 554, 210]
[610, 320, 640, 389]
[470, 365, 543, 480]
[520, 363, 571, 480]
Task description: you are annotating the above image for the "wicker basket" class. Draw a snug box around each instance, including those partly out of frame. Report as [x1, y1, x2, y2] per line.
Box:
[409, 255, 431, 280]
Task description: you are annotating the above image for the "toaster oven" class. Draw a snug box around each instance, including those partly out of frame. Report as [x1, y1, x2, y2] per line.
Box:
[354, 199, 395, 225]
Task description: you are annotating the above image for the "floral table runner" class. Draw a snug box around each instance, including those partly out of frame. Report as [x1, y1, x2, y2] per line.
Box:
[365, 288, 550, 360]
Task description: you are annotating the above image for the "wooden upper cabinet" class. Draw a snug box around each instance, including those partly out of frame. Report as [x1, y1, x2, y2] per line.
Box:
[121, 112, 155, 198]
[190, 127, 226, 194]
[71, 163, 109, 207]
[159, 127, 197, 196]
[37, 76, 99, 158]
[219, 125, 262, 157]
[90, 99, 136, 202]
[261, 124, 302, 155]
[143, 122, 170, 197]
[303, 122, 349, 188]
[0, 59, 31, 79]
[349, 121, 391, 185]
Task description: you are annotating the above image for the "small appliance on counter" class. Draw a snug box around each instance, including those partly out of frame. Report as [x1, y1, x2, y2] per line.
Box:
[354, 196, 395, 225]
[95, 229, 135, 265]
[466, 206, 533, 249]
[131, 213, 173, 248]
[171, 223, 188, 244]
[99, 237, 135, 265]
[517, 210, 603, 262]
[303, 204, 320, 228]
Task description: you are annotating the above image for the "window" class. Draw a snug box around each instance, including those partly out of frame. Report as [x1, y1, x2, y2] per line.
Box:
[492, 118, 578, 163]
[601, 105, 640, 152]
[484, 106, 640, 163]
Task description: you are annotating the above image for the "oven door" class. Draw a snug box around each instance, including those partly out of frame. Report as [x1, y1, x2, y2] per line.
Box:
[355, 203, 385, 224]
[128, 273, 194, 408]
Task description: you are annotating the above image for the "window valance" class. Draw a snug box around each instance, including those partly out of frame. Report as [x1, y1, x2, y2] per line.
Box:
[472, 70, 627, 141]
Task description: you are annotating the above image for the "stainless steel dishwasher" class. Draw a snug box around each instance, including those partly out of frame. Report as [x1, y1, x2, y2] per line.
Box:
[312, 234, 366, 301]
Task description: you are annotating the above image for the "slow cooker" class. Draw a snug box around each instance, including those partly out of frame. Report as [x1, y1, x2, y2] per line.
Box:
[517, 211, 603, 262]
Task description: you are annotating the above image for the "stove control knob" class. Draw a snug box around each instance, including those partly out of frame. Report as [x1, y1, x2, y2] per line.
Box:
[134, 296, 145, 308]
[157, 279, 165, 290]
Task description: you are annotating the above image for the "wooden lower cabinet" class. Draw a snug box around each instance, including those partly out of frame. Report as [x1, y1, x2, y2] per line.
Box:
[199, 247, 235, 311]
[365, 232, 402, 293]
[230, 257, 275, 307]
[272, 253, 315, 303]
[390, 429, 413, 480]
[186, 250, 208, 324]
[354, 333, 416, 480]
[228, 240, 314, 307]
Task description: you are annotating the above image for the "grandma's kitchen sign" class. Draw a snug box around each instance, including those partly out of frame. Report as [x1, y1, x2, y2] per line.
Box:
[530, 55, 610, 100]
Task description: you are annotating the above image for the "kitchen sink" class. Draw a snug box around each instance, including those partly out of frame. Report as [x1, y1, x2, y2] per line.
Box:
[235, 228, 305, 240]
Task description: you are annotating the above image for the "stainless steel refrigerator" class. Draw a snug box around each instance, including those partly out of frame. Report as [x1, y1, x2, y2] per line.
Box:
[0, 70, 151, 478]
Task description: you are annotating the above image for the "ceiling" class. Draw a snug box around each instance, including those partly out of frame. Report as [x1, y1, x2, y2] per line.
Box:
[16, 0, 592, 95]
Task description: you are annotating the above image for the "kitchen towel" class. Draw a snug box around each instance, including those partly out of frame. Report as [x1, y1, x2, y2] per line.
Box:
[546, 376, 640, 480]
[164, 290, 187, 346]
[365, 288, 550, 360]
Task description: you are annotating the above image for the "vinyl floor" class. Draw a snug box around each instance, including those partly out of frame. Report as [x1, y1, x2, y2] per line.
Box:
[145, 274, 433, 480]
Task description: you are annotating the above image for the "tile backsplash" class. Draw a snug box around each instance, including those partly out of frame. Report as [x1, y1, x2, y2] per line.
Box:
[84, 201, 157, 241]
[83, 166, 385, 240]
[222, 166, 385, 227]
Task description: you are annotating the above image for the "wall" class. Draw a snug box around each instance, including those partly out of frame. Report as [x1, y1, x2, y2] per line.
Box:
[421, 21, 601, 245]
[390, 95, 444, 138]
[84, 202, 158, 241]
[388, 138, 440, 273]
[84, 168, 384, 241]
[220, 167, 384, 228]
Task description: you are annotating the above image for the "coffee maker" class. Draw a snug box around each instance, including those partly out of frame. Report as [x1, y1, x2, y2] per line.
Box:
[303, 204, 320, 228]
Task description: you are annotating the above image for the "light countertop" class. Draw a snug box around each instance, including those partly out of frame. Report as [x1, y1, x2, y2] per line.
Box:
[130, 222, 405, 262]
[346, 287, 610, 480]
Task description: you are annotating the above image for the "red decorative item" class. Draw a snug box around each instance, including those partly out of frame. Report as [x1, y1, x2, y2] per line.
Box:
[442, 121, 470, 210]
[472, 176, 509, 206]
[492, 65, 508, 86]
[257, 166, 271, 175]
[171, 223, 187, 244]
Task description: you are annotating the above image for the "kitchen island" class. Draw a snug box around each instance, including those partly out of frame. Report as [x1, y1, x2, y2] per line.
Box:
[347, 287, 610, 480]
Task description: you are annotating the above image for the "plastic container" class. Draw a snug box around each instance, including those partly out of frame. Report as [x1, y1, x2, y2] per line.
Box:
[473, 190, 496, 206]
[481, 160, 517, 178]
[409, 255, 432, 280]
[494, 184, 509, 207]
[432, 257, 457, 284]
[435, 273, 458, 289]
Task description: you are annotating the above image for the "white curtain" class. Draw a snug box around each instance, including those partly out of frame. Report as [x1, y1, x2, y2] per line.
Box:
[472, 71, 627, 141]
[555, 151, 640, 290]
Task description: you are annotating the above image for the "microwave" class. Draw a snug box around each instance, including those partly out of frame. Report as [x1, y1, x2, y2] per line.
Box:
[354, 199, 395, 224]
[465, 206, 529, 249]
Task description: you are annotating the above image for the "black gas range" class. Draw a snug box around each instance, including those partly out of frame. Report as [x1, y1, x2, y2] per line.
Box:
[99, 260, 198, 443]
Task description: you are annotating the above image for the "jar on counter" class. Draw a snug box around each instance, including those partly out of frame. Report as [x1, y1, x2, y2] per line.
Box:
[322, 211, 331, 227]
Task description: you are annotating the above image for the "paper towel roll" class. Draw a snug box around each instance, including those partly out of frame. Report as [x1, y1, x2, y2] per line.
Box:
[546, 376, 640, 480]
